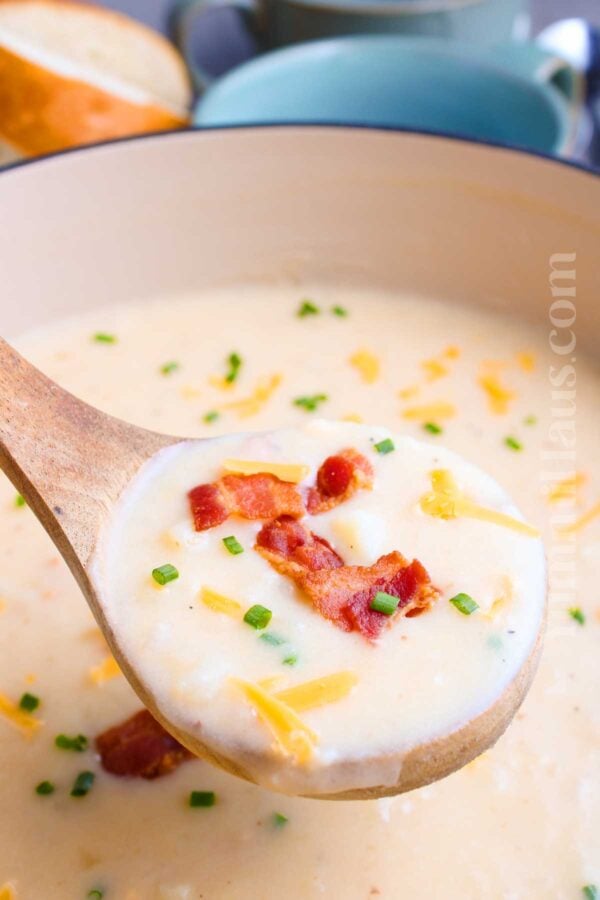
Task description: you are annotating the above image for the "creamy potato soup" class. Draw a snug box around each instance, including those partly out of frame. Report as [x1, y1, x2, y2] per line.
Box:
[1, 287, 598, 898]
[95, 422, 545, 797]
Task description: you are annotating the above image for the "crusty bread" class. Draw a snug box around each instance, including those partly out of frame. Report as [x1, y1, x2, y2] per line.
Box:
[0, 0, 192, 159]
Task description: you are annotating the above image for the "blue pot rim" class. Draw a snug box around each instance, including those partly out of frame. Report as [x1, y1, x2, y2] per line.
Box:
[1, 122, 598, 180]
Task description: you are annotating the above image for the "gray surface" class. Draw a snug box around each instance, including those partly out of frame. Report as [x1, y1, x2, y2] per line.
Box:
[105, 0, 600, 37]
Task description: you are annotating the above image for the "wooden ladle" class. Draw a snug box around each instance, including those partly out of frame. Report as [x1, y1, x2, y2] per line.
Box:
[0, 336, 543, 799]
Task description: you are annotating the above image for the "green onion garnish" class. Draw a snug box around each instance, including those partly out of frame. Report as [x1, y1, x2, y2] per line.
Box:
[70, 771, 95, 797]
[331, 305, 348, 317]
[293, 394, 328, 413]
[160, 361, 179, 375]
[224, 352, 242, 384]
[35, 780, 55, 796]
[297, 300, 320, 317]
[151, 563, 179, 585]
[222, 535, 244, 555]
[583, 887, 599, 900]
[14, 493, 26, 508]
[504, 436, 523, 452]
[19, 692, 40, 712]
[450, 593, 479, 616]
[203, 410, 220, 424]
[423, 422, 443, 435]
[569, 607, 585, 626]
[523, 414, 538, 426]
[374, 438, 395, 455]
[282, 652, 298, 666]
[55, 733, 88, 752]
[92, 332, 117, 344]
[243, 605, 272, 630]
[272, 811, 289, 827]
[260, 632, 286, 647]
[370, 591, 400, 616]
[189, 790, 216, 808]
[87, 889, 104, 899]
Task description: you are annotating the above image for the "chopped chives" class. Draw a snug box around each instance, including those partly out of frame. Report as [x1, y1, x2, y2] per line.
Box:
[569, 607, 586, 626]
[450, 593, 479, 616]
[297, 299, 320, 317]
[14, 493, 26, 508]
[583, 888, 599, 900]
[92, 332, 117, 344]
[152, 563, 179, 585]
[272, 811, 289, 827]
[293, 394, 328, 413]
[374, 438, 395, 455]
[55, 733, 88, 752]
[423, 422, 443, 435]
[260, 632, 286, 647]
[35, 780, 55, 796]
[222, 535, 244, 555]
[282, 652, 298, 666]
[523, 414, 538, 426]
[189, 790, 216, 808]
[224, 352, 242, 384]
[19, 692, 40, 712]
[203, 410, 220, 424]
[160, 360, 179, 375]
[504, 436, 523, 452]
[331, 305, 348, 317]
[243, 604, 272, 630]
[87, 890, 104, 899]
[370, 591, 400, 616]
[70, 771, 95, 797]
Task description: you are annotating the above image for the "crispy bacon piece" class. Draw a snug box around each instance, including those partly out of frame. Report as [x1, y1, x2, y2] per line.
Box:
[256, 517, 437, 639]
[302, 552, 438, 639]
[96, 709, 192, 779]
[305, 449, 374, 515]
[189, 473, 305, 531]
[256, 515, 344, 577]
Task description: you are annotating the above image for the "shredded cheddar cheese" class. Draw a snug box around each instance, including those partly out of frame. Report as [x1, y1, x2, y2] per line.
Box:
[0, 883, 17, 900]
[0, 691, 42, 736]
[89, 655, 122, 686]
[200, 587, 242, 618]
[483, 577, 514, 620]
[444, 345, 461, 360]
[402, 401, 457, 421]
[222, 459, 309, 483]
[342, 413, 364, 423]
[478, 372, 516, 414]
[421, 358, 448, 382]
[231, 678, 317, 764]
[547, 473, 587, 503]
[349, 349, 380, 384]
[221, 374, 282, 418]
[397, 385, 420, 400]
[209, 375, 235, 392]
[560, 500, 600, 535]
[516, 351, 536, 373]
[420, 470, 540, 537]
[274, 672, 358, 713]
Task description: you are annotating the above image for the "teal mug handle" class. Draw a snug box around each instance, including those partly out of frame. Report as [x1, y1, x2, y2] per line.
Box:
[487, 42, 582, 104]
[170, 0, 258, 95]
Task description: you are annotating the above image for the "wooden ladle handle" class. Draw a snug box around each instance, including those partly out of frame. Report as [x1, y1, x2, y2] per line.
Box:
[0, 336, 172, 575]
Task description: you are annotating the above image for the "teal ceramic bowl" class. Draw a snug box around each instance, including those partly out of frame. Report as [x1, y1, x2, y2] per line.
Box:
[193, 36, 579, 155]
